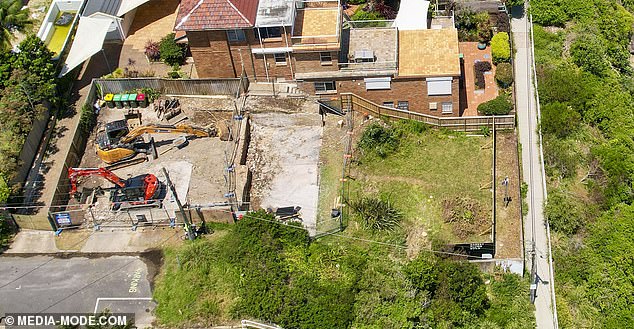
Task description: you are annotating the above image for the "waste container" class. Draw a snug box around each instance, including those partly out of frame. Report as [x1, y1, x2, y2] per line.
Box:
[113, 94, 123, 109]
[104, 94, 115, 108]
[136, 93, 147, 108]
[121, 94, 131, 108]
[128, 93, 138, 108]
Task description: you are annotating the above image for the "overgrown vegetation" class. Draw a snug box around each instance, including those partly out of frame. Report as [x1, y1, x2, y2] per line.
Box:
[357, 122, 401, 158]
[532, 0, 634, 326]
[0, 35, 56, 185]
[456, 9, 491, 42]
[477, 94, 512, 115]
[495, 62, 513, 87]
[154, 211, 534, 328]
[349, 194, 402, 231]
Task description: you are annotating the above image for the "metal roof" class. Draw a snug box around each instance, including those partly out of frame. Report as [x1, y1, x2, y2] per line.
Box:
[255, 0, 295, 27]
[84, 0, 123, 17]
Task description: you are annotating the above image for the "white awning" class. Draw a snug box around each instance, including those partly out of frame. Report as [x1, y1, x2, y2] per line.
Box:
[251, 47, 293, 54]
[365, 77, 391, 90]
[427, 77, 452, 95]
[59, 17, 113, 77]
[393, 0, 429, 30]
[117, 0, 150, 17]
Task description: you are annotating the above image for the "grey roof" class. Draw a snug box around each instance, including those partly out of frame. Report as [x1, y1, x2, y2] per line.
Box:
[255, 0, 295, 27]
[348, 28, 398, 63]
[83, 0, 123, 17]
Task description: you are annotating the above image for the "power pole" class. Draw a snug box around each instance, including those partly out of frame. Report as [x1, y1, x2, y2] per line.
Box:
[161, 167, 195, 240]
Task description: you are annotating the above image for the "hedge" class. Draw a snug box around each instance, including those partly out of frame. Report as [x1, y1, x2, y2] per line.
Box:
[491, 32, 511, 64]
[477, 94, 513, 115]
[495, 62, 513, 87]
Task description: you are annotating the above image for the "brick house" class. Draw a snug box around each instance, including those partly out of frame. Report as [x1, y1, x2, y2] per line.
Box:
[175, 0, 463, 116]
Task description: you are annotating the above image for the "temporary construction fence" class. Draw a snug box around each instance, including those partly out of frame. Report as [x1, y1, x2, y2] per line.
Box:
[339, 93, 515, 132]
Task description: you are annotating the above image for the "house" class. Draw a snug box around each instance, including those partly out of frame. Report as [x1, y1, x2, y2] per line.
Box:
[175, 0, 463, 116]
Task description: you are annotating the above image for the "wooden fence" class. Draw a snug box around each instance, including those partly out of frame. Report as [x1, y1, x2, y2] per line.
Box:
[340, 93, 515, 132]
[95, 77, 249, 96]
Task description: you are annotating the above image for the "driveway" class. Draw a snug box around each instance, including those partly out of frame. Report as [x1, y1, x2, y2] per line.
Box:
[0, 254, 159, 328]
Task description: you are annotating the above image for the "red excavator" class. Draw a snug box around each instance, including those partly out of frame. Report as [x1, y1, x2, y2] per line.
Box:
[68, 167, 162, 210]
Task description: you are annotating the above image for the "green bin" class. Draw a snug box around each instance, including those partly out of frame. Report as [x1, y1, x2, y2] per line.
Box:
[128, 93, 138, 108]
[121, 94, 131, 108]
[136, 93, 147, 108]
[113, 94, 123, 109]
[104, 94, 115, 108]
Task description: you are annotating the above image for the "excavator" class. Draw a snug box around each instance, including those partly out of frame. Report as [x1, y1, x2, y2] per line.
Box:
[68, 167, 162, 210]
[96, 119, 219, 164]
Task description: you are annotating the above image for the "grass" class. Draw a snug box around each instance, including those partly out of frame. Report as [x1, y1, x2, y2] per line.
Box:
[349, 124, 493, 245]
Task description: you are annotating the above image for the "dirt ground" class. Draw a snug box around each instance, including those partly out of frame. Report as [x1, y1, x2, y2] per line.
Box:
[246, 98, 323, 236]
[76, 97, 236, 224]
[494, 132, 523, 259]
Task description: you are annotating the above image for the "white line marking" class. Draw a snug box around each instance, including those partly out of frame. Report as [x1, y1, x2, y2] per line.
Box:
[93, 297, 153, 314]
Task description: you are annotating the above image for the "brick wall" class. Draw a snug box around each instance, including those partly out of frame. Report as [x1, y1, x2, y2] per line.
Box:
[294, 51, 339, 73]
[299, 76, 461, 116]
[188, 31, 236, 78]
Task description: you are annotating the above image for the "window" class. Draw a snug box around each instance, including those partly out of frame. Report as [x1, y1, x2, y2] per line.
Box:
[365, 77, 391, 90]
[353, 50, 375, 63]
[226, 29, 246, 42]
[257, 27, 282, 39]
[427, 77, 452, 96]
[429, 102, 438, 110]
[274, 53, 286, 64]
[314, 81, 336, 93]
[320, 52, 332, 63]
[397, 101, 409, 111]
[383, 101, 394, 108]
[442, 102, 453, 114]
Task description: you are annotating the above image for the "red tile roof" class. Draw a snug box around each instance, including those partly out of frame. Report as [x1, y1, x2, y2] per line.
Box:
[175, 0, 259, 31]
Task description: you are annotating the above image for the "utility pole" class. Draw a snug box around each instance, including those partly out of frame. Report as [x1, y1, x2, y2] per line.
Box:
[161, 167, 195, 240]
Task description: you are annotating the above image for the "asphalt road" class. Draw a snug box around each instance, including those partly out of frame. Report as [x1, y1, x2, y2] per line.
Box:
[511, 11, 558, 329]
[0, 254, 158, 328]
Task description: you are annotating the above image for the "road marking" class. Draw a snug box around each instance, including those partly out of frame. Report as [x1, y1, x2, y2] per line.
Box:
[128, 268, 143, 293]
[93, 297, 153, 314]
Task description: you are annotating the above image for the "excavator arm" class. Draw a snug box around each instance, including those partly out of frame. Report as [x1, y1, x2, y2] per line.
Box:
[68, 167, 126, 196]
[120, 124, 214, 143]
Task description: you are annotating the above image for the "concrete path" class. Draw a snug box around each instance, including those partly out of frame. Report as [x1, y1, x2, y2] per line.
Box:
[512, 13, 558, 329]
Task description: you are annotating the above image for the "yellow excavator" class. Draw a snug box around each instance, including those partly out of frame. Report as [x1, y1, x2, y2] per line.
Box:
[96, 119, 221, 164]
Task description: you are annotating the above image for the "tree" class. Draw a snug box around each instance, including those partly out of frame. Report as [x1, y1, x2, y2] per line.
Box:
[477, 94, 513, 115]
[0, 0, 31, 50]
[491, 32, 510, 63]
[159, 33, 185, 66]
[545, 189, 584, 235]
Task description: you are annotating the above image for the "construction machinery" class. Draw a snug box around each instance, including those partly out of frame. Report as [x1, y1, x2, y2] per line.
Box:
[96, 120, 218, 164]
[68, 167, 162, 210]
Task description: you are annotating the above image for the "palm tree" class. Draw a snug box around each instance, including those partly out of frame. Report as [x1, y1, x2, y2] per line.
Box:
[0, 0, 31, 50]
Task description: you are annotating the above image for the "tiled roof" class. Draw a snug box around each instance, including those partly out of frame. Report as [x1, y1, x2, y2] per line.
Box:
[398, 28, 461, 77]
[175, 0, 259, 31]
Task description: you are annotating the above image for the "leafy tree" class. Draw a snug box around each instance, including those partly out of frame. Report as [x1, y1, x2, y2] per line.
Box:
[545, 189, 584, 235]
[494, 62, 513, 88]
[477, 94, 513, 115]
[543, 136, 578, 179]
[14, 35, 56, 87]
[491, 32, 510, 63]
[540, 101, 580, 138]
[570, 33, 610, 77]
[537, 64, 597, 114]
[530, 0, 568, 27]
[159, 33, 185, 66]
[0, 0, 31, 50]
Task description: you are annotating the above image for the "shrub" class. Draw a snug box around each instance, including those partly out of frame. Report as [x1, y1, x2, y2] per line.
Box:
[347, 0, 366, 4]
[349, 194, 402, 231]
[495, 62, 513, 87]
[78, 103, 97, 134]
[474, 61, 492, 89]
[545, 189, 584, 235]
[491, 32, 511, 63]
[477, 94, 512, 115]
[159, 33, 185, 66]
[350, 7, 383, 21]
[374, 1, 396, 19]
[540, 102, 580, 138]
[496, 12, 510, 33]
[144, 40, 160, 61]
[358, 123, 401, 158]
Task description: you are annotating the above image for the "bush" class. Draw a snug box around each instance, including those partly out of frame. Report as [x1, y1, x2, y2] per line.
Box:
[350, 7, 383, 21]
[496, 12, 510, 33]
[495, 62, 513, 87]
[78, 103, 97, 134]
[545, 190, 584, 235]
[474, 61, 492, 89]
[144, 40, 160, 61]
[159, 33, 185, 66]
[477, 94, 512, 115]
[358, 123, 401, 158]
[540, 102, 580, 138]
[491, 32, 511, 63]
[349, 194, 402, 231]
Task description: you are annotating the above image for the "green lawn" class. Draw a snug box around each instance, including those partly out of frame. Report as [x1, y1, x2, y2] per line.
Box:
[348, 124, 493, 245]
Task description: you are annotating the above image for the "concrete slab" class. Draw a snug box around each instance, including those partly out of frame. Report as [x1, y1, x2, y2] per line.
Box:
[5, 231, 58, 254]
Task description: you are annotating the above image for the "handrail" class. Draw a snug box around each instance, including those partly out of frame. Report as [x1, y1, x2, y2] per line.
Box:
[340, 93, 514, 131]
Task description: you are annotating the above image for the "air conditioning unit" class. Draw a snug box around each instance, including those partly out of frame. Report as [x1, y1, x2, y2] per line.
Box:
[429, 102, 438, 110]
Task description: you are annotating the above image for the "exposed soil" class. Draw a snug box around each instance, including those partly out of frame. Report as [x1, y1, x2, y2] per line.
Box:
[494, 132, 522, 259]
[441, 196, 490, 240]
